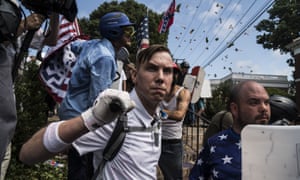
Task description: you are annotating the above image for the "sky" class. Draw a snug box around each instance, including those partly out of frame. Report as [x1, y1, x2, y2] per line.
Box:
[76, 0, 294, 80]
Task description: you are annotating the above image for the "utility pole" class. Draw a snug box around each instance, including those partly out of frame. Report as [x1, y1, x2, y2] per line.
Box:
[286, 37, 300, 111]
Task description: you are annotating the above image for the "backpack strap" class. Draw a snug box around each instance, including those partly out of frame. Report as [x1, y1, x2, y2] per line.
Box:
[219, 111, 227, 131]
[102, 114, 127, 162]
[125, 126, 154, 132]
[91, 113, 156, 180]
[91, 113, 127, 180]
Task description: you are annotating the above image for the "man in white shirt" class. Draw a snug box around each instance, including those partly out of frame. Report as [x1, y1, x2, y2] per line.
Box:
[19, 44, 174, 179]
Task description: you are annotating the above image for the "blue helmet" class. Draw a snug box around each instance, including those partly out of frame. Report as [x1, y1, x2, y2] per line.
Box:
[99, 12, 135, 40]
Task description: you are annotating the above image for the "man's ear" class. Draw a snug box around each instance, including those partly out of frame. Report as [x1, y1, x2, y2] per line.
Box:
[230, 102, 238, 118]
[131, 69, 137, 84]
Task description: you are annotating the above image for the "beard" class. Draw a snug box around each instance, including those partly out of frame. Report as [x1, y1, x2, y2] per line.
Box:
[236, 110, 269, 128]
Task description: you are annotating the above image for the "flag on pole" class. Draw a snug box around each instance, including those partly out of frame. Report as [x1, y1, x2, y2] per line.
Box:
[136, 16, 149, 50]
[158, 0, 176, 33]
[39, 16, 88, 103]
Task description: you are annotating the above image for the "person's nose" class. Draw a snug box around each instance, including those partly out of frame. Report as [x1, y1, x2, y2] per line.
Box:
[155, 69, 164, 84]
[260, 102, 269, 113]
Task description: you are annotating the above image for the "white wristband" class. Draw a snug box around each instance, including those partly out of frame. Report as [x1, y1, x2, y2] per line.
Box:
[81, 108, 101, 131]
[43, 121, 70, 153]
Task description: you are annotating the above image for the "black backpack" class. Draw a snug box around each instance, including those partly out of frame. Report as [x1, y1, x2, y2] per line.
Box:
[0, 0, 21, 42]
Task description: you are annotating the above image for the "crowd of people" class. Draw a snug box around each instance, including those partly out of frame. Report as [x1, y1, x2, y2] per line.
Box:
[0, 2, 299, 180]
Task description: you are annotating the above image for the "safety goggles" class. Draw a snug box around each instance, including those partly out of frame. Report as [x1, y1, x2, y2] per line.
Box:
[122, 26, 135, 37]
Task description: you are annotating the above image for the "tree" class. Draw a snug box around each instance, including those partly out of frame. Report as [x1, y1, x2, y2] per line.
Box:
[204, 81, 232, 119]
[78, 0, 169, 63]
[6, 61, 67, 179]
[256, 0, 300, 53]
[255, 0, 300, 95]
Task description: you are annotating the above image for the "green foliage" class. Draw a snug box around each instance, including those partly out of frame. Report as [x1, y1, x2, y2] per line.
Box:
[255, 1, 299, 80]
[77, 0, 169, 63]
[265, 87, 292, 99]
[256, 0, 300, 53]
[204, 81, 231, 118]
[5, 61, 67, 179]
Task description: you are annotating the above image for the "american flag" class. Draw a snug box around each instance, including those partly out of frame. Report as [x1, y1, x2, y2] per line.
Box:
[136, 16, 149, 49]
[39, 16, 88, 103]
[158, 0, 176, 33]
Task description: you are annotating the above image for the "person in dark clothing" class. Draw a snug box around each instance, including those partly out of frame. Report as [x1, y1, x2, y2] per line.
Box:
[176, 61, 190, 86]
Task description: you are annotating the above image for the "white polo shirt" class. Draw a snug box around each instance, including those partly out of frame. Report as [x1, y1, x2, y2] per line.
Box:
[73, 89, 161, 180]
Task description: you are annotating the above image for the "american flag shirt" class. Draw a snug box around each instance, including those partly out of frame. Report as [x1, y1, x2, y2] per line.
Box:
[189, 128, 241, 180]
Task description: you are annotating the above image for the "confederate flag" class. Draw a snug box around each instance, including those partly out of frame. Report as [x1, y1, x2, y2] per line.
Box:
[158, 0, 176, 33]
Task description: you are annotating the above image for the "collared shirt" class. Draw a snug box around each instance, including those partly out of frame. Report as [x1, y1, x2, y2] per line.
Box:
[189, 128, 241, 180]
[73, 89, 162, 180]
[58, 38, 117, 120]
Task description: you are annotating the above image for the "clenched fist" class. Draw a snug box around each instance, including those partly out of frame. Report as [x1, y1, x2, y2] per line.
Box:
[81, 89, 135, 131]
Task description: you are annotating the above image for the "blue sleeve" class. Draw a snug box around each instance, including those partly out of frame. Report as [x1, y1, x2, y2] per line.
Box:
[71, 40, 88, 56]
[189, 142, 211, 180]
[88, 55, 116, 106]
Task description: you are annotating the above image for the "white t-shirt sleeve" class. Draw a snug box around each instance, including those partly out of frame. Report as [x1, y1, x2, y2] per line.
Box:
[72, 121, 116, 156]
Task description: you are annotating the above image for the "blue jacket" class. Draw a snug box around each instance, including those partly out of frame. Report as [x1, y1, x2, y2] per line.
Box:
[58, 38, 117, 120]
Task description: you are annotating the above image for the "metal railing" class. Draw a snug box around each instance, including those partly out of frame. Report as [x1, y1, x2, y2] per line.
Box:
[183, 109, 210, 156]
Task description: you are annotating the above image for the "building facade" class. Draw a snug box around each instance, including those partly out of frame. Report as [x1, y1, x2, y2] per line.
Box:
[210, 72, 289, 91]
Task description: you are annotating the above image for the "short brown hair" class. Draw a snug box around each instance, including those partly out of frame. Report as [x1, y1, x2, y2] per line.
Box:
[136, 45, 172, 69]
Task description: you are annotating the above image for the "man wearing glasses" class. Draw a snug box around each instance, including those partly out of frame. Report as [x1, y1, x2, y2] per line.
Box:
[57, 11, 135, 180]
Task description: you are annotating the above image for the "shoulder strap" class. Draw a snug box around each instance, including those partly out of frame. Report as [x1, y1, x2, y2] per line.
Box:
[175, 86, 184, 97]
[219, 111, 227, 131]
[102, 114, 127, 161]
[125, 126, 154, 132]
[92, 114, 127, 180]
[92, 113, 155, 180]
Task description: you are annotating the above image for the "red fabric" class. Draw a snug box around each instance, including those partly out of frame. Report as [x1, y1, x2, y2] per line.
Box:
[158, 0, 176, 33]
[39, 16, 88, 103]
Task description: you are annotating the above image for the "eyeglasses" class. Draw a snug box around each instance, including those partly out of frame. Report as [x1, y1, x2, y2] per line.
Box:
[122, 26, 135, 37]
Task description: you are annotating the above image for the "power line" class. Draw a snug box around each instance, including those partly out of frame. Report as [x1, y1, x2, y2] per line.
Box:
[172, 0, 204, 55]
[173, 0, 215, 56]
[190, 0, 244, 66]
[201, 0, 275, 68]
[183, 0, 235, 65]
[199, 0, 257, 67]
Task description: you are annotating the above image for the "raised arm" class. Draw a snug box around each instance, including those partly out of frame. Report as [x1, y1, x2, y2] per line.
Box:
[19, 116, 87, 165]
[19, 89, 135, 165]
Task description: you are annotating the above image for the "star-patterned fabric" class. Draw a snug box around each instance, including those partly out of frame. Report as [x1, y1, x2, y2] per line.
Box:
[189, 128, 241, 180]
[136, 16, 149, 49]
